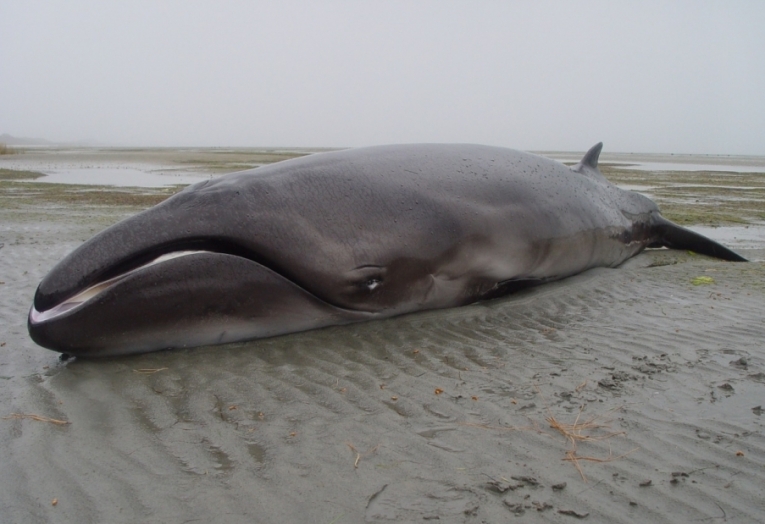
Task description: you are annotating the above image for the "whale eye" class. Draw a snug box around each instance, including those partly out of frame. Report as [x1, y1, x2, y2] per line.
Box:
[349, 265, 386, 293]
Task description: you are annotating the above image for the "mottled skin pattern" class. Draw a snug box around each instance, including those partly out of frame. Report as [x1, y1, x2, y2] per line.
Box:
[28, 143, 745, 356]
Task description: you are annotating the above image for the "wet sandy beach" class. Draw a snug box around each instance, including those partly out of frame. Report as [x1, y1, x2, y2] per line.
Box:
[1, 148, 764, 523]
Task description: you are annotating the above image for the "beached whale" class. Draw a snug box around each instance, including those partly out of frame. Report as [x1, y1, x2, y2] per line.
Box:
[28, 143, 746, 357]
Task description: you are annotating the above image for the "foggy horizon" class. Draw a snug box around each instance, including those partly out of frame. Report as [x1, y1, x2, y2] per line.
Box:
[2, 1, 764, 155]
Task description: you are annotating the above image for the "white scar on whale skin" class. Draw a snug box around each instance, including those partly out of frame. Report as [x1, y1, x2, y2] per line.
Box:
[30, 251, 207, 323]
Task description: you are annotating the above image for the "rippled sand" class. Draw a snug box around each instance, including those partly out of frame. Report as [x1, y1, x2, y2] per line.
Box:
[1, 150, 764, 523]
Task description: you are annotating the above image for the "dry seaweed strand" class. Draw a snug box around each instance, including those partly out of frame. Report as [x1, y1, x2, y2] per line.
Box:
[346, 442, 361, 467]
[346, 442, 380, 468]
[455, 385, 639, 482]
[537, 386, 638, 481]
[133, 367, 168, 374]
[3, 413, 70, 425]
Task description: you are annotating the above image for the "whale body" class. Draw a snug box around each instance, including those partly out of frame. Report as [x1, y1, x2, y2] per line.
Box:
[28, 143, 746, 357]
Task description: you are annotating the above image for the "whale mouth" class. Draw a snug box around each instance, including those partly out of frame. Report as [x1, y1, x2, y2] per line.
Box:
[32, 235, 307, 319]
[30, 250, 210, 323]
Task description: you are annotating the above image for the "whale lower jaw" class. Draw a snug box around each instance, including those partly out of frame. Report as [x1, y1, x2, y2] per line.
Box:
[30, 251, 209, 324]
[27, 251, 373, 357]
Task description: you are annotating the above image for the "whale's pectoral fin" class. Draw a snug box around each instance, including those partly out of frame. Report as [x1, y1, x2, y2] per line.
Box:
[479, 277, 546, 301]
[651, 216, 747, 262]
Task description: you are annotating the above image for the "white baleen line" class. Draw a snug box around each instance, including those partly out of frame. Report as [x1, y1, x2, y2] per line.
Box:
[29, 251, 207, 323]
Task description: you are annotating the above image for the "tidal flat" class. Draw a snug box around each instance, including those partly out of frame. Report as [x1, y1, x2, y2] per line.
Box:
[1, 147, 764, 523]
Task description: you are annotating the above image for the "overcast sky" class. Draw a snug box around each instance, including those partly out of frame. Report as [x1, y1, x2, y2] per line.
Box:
[1, 1, 763, 154]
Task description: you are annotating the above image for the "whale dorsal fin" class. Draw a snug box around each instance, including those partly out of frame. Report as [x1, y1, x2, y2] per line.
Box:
[572, 142, 605, 179]
[580, 142, 602, 169]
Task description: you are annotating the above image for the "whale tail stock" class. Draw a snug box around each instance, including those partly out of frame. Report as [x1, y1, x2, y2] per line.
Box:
[650, 216, 747, 262]
[572, 141, 747, 263]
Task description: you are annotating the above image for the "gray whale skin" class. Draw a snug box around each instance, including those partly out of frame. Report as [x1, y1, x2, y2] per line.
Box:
[28, 143, 746, 357]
